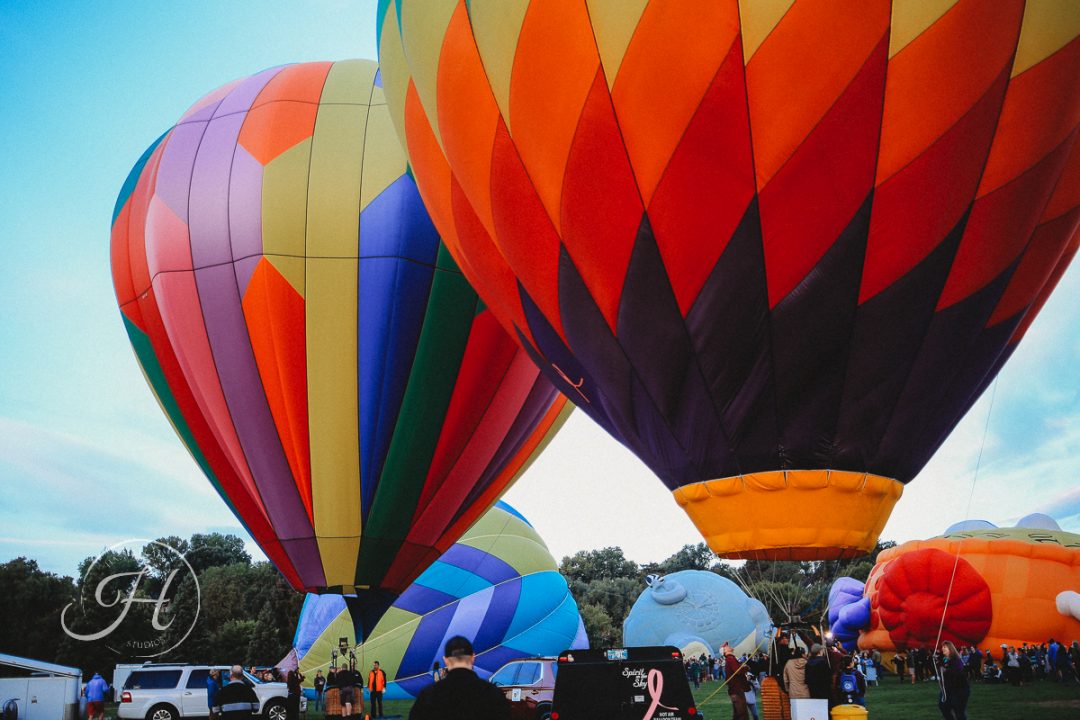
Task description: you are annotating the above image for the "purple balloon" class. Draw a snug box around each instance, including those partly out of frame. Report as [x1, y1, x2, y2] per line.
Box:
[828, 577, 869, 649]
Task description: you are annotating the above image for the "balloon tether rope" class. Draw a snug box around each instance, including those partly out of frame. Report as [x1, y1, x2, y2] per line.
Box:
[933, 377, 999, 695]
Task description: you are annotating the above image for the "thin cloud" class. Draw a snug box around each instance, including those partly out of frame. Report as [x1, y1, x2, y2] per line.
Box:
[0, 416, 250, 574]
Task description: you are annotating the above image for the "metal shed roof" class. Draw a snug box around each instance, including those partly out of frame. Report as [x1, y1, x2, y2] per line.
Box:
[0, 653, 81, 678]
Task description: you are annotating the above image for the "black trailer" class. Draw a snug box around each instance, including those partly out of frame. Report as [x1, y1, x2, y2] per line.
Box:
[550, 646, 700, 720]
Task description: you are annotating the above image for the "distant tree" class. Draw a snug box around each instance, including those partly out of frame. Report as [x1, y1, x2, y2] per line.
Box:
[731, 541, 898, 626]
[658, 543, 718, 574]
[7, 533, 301, 671]
[711, 562, 739, 582]
[159, 559, 301, 665]
[738, 559, 804, 586]
[160, 572, 210, 663]
[0, 558, 76, 662]
[213, 620, 259, 664]
[199, 563, 256, 628]
[187, 533, 251, 574]
[578, 603, 618, 648]
[57, 548, 151, 672]
[141, 536, 191, 596]
[245, 563, 304, 664]
[559, 547, 639, 585]
[838, 540, 896, 583]
[577, 577, 640, 634]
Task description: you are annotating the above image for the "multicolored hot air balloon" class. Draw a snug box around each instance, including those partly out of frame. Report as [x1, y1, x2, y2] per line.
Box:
[110, 60, 570, 628]
[378, 1, 1080, 560]
[290, 502, 588, 701]
[829, 515, 1080, 651]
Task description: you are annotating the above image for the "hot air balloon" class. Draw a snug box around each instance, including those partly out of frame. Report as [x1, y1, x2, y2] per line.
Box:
[290, 502, 587, 701]
[829, 514, 1080, 651]
[377, 1, 1080, 560]
[828, 577, 871, 650]
[110, 59, 570, 631]
[623, 571, 772, 657]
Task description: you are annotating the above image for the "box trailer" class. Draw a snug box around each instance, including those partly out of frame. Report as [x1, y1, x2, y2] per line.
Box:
[0, 654, 83, 720]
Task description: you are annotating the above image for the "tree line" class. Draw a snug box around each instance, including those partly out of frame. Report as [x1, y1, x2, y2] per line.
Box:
[558, 541, 894, 647]
[0, 533, 301, 681]
[1, 535, 892, 679]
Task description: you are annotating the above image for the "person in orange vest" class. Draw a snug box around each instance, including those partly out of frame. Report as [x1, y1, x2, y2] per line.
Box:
[368, 661, 388, 718]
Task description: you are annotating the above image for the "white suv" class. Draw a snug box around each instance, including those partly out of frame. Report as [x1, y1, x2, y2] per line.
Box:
[118, 665, 304, 720]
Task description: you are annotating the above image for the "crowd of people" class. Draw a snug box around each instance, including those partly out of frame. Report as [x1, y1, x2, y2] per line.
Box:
[78, 631, 1080, 720]
[679, 634, 978, 720]
[892, 638, 1080, 687]
[304, 661, 388, 719]
[691, 634, 1080, 720]
[681, 636, 870, 720]
[205, 666, 308, 720]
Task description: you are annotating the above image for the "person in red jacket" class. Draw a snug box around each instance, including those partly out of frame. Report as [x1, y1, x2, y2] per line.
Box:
[368, 662, 388, 718]
[723, 643, 751, 720]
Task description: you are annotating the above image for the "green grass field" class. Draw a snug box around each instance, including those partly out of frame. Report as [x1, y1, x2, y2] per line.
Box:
[686, 677, 1080, 719]
[103, 679, 1080, 720]
[292, 678, 1080, 719]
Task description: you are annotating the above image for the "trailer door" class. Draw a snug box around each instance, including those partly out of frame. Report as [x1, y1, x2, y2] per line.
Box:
[0, 678, 29, 720]
[25, 677, 69, 720]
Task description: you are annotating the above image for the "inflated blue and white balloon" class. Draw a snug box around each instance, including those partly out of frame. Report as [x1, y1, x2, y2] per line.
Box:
[290, 502, 587, 700]
[623, 570, 772, 657]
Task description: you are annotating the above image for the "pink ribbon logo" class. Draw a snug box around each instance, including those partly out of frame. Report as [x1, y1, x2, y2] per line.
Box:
[643, 668, 678, 720]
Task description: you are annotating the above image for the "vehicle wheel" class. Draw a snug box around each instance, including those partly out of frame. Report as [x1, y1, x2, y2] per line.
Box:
[536, 703, 553, 720]
[146, 704, 177, 720]
[263, 700, 286, 720]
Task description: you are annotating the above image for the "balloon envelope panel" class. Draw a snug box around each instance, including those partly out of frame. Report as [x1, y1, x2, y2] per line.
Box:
[293, 502, 587, 700]
[110, 60, 570, 596]
[377, 1, 1080, 560]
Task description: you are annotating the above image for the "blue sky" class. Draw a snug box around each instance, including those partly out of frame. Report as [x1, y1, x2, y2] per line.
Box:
[1, 2, 1077, 577]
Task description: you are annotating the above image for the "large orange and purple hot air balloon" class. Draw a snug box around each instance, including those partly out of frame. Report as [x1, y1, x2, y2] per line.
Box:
[830, 515, 1080, 651]
[110, 60, 570, 629]
[377, 0, 1080, 560]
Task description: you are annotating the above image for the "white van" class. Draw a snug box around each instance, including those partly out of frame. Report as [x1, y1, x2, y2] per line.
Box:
[0, 654, 83, 720]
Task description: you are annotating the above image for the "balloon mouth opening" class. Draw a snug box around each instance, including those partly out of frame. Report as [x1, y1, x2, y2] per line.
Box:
[723, 547, 870, 561]
[672, 470, 904, 561]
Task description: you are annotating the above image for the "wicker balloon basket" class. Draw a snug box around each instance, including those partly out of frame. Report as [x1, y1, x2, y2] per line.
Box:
[324, 688, 341, 715]
[760, 676, 791, 720]
[324, 686, 366, 716]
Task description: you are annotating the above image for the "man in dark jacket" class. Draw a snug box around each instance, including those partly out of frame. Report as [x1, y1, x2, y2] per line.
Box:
[804, 644, 832, 700]
[313, 671, 326, 711]
[772, 634, 793, 679]
[212, 666, 259, 720]
[722, 643, 751, 720]
[409, 636, 511, 720]
[336, 664, 364, 719]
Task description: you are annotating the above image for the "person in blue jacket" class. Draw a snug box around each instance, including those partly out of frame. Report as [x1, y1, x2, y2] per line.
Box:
[83, 673, 110, 720]
[207, 669, 222, 719]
